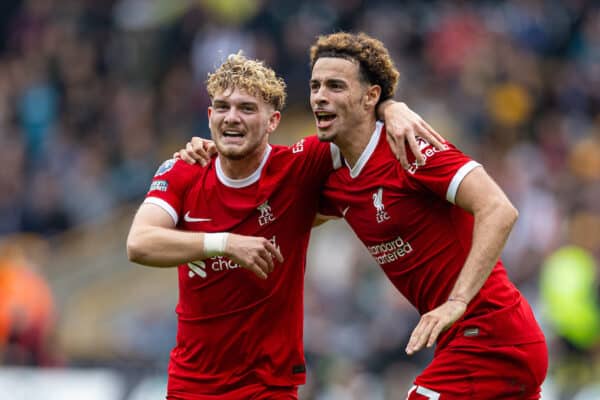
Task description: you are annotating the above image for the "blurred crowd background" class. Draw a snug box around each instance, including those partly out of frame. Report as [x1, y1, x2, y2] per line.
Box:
[1, 0, 599, 399]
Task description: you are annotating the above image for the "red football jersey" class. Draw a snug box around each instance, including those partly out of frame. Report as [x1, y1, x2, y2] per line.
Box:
[144, 136, 337, 396]
[320, 122, 545, 349]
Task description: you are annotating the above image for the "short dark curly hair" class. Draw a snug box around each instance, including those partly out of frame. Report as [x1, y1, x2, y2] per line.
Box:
[310, 32, 399, 104]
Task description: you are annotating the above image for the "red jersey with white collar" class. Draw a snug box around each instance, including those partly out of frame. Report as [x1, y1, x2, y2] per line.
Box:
[144, 136, 337, 396]
[320, 122, 545, 349]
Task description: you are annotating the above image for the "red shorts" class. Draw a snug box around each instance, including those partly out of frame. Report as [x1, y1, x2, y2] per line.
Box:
[167, 383, 298, 400]
[407, 341, 548, 399]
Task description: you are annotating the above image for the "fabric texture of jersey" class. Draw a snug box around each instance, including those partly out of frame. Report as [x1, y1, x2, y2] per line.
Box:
[319, 122, 546, 350]
[144, 136, 334, 396]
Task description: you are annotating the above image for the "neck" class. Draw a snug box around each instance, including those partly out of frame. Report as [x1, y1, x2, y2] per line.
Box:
[335, 117, 377, 168]
[218, 145, 268, 180]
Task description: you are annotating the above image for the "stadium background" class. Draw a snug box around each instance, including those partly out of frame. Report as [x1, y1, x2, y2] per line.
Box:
[0, 0, 599, 399]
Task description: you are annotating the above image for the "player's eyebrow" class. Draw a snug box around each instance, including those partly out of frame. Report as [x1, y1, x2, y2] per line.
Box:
[238, 101, 258, 109]
[310, 78, 347, 87]
[213, 99, 257, 107]
[326, 78, 346, 86]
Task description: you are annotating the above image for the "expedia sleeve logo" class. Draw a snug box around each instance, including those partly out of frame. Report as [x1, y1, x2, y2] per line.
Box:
[407, 141, 450, 174]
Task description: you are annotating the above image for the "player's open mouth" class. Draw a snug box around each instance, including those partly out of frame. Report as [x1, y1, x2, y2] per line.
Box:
[315, 111, 336, 129]
[221, 130, 245, 144]
[223, 130, 244, 138]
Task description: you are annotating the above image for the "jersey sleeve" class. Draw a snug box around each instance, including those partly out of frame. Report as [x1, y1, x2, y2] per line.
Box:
[404, 140, 481, 204]
[143, 158, 199, 224]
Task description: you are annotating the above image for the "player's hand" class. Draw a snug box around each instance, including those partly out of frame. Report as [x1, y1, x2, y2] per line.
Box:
[172, 137, 217, 167]
[224, 233, 284, 280]
[405, 299, 467, 355]
[381, 101, 445, 169]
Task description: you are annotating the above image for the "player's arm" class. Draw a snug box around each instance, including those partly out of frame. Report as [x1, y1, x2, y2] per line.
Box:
[176, 102, 444, 169]
[448, 167, 518, 304]
[173, 137, 216, 166]
[405, 167, 518, 355]
[126, 203, 283, 279]
[377, 100, 445, 169]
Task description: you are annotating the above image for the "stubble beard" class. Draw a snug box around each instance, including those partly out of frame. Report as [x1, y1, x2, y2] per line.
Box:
[215, 142, 248, 161]
[317, 129, 335, 143]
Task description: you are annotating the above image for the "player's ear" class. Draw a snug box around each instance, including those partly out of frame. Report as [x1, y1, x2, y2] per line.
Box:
[207, 107, 214, 129]
[267, 111, 281, 134]
[365, 85, 382, 110]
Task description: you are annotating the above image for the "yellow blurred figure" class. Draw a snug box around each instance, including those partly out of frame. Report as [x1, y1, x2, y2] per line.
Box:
[540, 245, 600, 349]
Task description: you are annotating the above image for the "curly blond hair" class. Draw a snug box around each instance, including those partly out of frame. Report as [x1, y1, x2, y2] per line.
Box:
[206, 52, 287, 111]
[310, 32, 399, 103]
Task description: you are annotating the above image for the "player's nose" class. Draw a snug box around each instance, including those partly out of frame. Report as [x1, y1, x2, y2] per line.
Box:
[224, 107, 242, 124]
[311, 88, 329, 108]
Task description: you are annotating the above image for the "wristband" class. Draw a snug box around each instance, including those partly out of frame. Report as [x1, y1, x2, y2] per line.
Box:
[204, 232, 229, 257]
[448, 296, 468, 306]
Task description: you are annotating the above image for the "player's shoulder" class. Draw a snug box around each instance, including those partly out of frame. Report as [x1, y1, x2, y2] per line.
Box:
[267, 136, 341, 175]
[291, 135, 329, 152]
[153, 158, 205, 181]
[266, 135, 329, 159]
[402, 133, 459, 165]
[292, 135, 334, 162]
[147, 158, 208, 198]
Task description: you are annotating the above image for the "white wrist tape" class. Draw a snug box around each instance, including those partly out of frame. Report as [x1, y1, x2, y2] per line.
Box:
[203, 232, 229, 257]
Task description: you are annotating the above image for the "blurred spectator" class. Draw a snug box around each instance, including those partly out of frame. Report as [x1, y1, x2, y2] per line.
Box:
[0, 234, 60, 366]
[540, 245, 600, 350]
[0, 132, 26, 234]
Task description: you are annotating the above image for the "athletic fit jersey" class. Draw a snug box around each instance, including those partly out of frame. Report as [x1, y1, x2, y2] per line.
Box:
[320, 122, 545, 350]
[144, 136, 338, 397]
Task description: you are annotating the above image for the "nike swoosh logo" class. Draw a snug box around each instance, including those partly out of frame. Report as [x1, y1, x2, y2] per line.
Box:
[184, 212, 212, 223]
[341, 206, 350, 217]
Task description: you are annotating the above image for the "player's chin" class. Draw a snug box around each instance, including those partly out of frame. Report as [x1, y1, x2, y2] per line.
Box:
[316, 129, 335, 142]
[218, 144, 248, 160]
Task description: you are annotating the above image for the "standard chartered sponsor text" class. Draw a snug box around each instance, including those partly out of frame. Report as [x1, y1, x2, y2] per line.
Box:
[368, 236, 413, 264]
[188, 235, 280, 278]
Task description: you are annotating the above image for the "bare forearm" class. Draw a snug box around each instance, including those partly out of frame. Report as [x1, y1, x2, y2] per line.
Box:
[376, 99, 395, 120]
[449, 203, 518, 303]
[127, 226, 208, 267]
